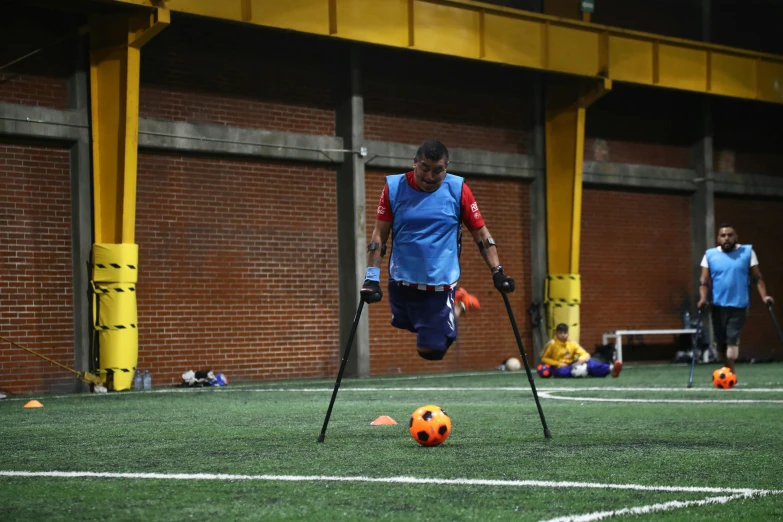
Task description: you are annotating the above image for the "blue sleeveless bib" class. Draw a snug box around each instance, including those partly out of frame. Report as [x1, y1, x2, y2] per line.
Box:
[706, 244, 753, 308]
[387, 173, 463, 286]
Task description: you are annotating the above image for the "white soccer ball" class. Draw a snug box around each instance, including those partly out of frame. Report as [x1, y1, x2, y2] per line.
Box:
[505, 357, 522, 371]
[570, 362, 588, 378]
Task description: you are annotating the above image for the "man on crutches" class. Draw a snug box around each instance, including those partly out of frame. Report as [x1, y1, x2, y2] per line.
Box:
[319, 139, 551, 443]
[318, 139, 514, 442]
[360, 139, 515, 361]
[697, 223, 774, 374]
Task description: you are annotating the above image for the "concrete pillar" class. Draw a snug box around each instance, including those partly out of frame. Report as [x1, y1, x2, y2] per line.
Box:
[335, 47, 369, 378]
[690, 0, 715, 333]
[68, 34, 93, 392]
[690, 127, 715, 305]
[529, 71, 549, 358]
[701, 0, 711, 43]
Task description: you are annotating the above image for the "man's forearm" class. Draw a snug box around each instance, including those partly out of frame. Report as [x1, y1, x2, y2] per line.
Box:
[366, 223, 391, 269]
[757, 280, 769, 301]
[480, 246, 500, 271]
[367, 245, 383, 268]
[471, 227, 502, 271]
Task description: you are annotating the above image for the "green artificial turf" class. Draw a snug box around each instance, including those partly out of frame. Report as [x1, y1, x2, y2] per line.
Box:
[1, 362, 782, 521]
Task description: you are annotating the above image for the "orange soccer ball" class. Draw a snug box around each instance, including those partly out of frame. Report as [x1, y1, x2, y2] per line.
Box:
[537, 363, 552, 378]
[712, 367, 737, 389]
[409, 404, 452, 447]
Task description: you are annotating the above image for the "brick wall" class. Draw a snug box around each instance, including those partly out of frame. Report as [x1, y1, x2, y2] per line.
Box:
[583, 138, 691, 169]
[139, 16, 336, 135]
[0, 75, 69, 110]
[714, 198, 783, 360]
[713, 98, 783, 177]
[0, 5, 79, 109]
[585, 84, 701, 168]
[365, 170, 533, 375]
[0, 143, 75, 395]
[730, 152, 783, 177]
[580, 188, 692, 356]
[363, 47, 531, 154]
[135, 153, 340, 385]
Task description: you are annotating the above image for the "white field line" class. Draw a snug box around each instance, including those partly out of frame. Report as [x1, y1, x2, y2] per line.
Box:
[537, 391, 783, 404]
[259, 370, 496, 385]
[1, 470, 780, 498]
[539, 491, 778, 522]
[252, 365, 669, 387]
[4, 385, 783, 402]
[152, 386, 783, 393]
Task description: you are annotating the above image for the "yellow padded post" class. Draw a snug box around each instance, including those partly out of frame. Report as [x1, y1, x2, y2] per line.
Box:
[545, 273, 581, 343]
[547, 273, 581, 304]
[92, 243, 139, 391]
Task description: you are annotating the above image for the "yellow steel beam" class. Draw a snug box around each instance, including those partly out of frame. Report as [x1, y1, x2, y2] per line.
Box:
[90, 0, 783, 104]
[90, 7, 169, 244]
[546, 100, 584, 276]
[546, 77, 610, 276]
[544, 77, 610, 344]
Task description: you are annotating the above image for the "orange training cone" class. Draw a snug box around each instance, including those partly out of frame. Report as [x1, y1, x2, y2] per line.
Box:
[24, 400, 43, 408]
[370, 415, 398, 425]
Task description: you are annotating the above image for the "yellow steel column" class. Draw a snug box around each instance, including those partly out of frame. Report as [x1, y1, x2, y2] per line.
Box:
[89, 8, 168, 390]
[545, 77, 610, 343]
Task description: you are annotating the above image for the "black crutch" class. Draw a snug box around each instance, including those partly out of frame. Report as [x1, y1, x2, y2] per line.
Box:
[687, 308, 702, 388]
[317, 300, 364, 443]
[501, 292, 552, 439]
[768, 303, 783, 348]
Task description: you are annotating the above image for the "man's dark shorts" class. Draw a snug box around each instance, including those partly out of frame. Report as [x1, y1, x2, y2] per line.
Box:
[388, 280, 456, 353]
[711, 305, 747, 348]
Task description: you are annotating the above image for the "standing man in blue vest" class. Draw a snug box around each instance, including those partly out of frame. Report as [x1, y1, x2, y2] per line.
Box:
[697, 223, 774, 372]
[360, 139, 515, 361]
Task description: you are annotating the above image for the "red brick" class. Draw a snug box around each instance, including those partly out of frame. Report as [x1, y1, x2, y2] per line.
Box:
[580, 188, 692, 353]
[0, 6, 76, 109]
[134, 153, 340, 385]
[0, 143, 74, 394]
[363, 47, 530, 154]
[139, 18, 336, 135]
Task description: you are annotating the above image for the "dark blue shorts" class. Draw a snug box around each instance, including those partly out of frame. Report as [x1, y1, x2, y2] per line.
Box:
[388, 280, 457, 353]
[711, 305, 747, 347]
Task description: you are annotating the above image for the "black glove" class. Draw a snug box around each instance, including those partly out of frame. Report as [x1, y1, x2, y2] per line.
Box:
[360, 279, 383, 303]
[493, 269, 515, 293]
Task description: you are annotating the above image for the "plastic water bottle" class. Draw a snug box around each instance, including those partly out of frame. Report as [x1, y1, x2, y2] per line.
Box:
[683, 310, 691, 329]
[133, 370, 142, 391]
[142, 370, 152, 391]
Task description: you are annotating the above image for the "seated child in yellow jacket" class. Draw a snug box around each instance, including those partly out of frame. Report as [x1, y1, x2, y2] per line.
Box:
[538, 323, 622, 378]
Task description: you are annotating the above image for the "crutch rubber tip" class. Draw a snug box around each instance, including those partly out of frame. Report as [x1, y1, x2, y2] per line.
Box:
[316, 434, 325, 443]
[687, 383, 693, 388]
[544, 429, 552, 439]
